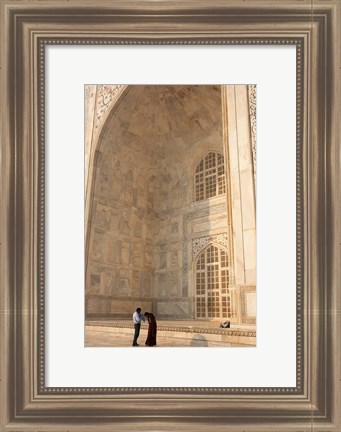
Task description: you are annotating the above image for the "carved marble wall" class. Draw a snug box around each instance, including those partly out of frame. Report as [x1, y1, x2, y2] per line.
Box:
[85, 85, 128, 246]
[86, 142, 157, 318]
[85, 85, 256, 325]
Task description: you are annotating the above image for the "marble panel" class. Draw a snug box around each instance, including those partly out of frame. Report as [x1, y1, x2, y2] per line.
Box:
[245, 292, 256, 318]
[232, 240, 245, 285]
[95, 205, 111, 231]
[118, 278, 131, 297]
[103, 271, 115, 295]
[230, 198, 245, 284]
[147, 176, 157, 208]
[192, 217, 227, 234]
[132, 242, 142, 267]
[235, 86, 253, 172]
[109, 212, 120, 233]
[120, 242, 131, 266]
[125, 167, 133, 182]
[123, 180, 133, 204]
[98, 173, 110, 196]
[110, 300, 152, 315]
[107, 239, 121, 265]
[141, 272, 152, 297]
[240, 285, 256, 325]
[105, 235, 117, 265]
[144, 219, 153, 241]
[131, 270, 140, 297]
[136, 175, 147, 208]
[240, 169, 256, 230]
[156, 301, 190, 317]
[170, 272, 180, 297]
[158, 253, 167, 269]
[168, 241, 181, 251]
[171, 222, 179, 239]
[144, 247, 153, 269]
[87, 298, 111, 314]
[181, 173, 189, 203]
[91, 235, 104, 262]
[90, 273, 101, 293]
[245, 269, 256, 285]
[153, 219, 160, 236]
[243, 228, 256, 274]
[119, 212, 131, 236]
[159, 191, 169, 211]
[133, 216, 142, 237]
[168, 251, 179, 267]
[110, 168, 123, 200]
[157, 224, 167, 242]
[157, 273, 168, 298]
[101, 154, 113, 175]
[132, 188, 138, 207]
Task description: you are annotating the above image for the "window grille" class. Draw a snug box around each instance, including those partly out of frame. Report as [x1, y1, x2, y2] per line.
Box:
[195, 244, 230, 319]
[194, 152, 226, 201]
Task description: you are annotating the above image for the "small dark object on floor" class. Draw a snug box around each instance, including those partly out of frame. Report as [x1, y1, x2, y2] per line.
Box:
[219, 321, 231, 328]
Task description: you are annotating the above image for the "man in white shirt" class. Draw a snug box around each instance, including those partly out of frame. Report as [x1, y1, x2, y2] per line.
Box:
[132, 307, 145, 346]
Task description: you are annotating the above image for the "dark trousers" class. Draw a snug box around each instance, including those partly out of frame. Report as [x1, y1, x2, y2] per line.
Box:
[133, 323, 141, 346]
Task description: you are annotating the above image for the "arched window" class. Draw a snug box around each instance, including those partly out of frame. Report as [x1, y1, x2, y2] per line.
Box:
[195, 244, 230, 319]
[194, 152, 226, 201]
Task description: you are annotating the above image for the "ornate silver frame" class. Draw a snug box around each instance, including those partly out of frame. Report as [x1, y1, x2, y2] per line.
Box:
[1, 1, 340, 430]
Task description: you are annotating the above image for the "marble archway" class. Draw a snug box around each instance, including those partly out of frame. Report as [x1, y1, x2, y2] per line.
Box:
[84, 85, 256, 326]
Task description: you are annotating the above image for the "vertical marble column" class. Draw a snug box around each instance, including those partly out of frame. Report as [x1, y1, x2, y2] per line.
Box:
[222, 85, 256, 323]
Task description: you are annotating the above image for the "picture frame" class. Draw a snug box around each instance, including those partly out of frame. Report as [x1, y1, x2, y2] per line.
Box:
[1, 1, 340, 430]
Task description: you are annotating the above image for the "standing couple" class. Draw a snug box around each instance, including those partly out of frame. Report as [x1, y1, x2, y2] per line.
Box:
[132, 307, 157, 347]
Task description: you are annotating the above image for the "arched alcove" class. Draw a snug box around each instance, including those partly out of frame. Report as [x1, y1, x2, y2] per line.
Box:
[85, 85, 233, 320]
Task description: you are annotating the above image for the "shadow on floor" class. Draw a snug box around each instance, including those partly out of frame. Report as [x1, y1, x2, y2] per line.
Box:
[190, 334, 208, 347]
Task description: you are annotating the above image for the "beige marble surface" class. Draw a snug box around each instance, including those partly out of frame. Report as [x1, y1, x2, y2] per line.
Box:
[85, 319, 256, 347]
[85, 85, 256, 325]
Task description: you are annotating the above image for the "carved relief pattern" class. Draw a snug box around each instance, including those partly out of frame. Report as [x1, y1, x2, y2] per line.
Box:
[190, 204, 226, 219]
[94, 84, 126, 131]
[84, 84, 92, 103]
[87, 320, 256, 338]
[182, 203, 227, 272]
[248, 84, 256, 182]
[192, 233, 228, 259]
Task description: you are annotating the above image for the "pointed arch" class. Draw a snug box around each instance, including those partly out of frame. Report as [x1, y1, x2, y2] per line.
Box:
[193, 150, 226, 202]
[194, 243, 231, 319]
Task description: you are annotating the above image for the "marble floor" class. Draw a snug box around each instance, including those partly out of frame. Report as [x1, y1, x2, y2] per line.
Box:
[85, 319, 256, 347]
[85, 327, 234, 347]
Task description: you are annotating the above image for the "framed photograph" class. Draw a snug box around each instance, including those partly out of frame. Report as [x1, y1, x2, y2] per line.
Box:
[1, 1, 340, 431]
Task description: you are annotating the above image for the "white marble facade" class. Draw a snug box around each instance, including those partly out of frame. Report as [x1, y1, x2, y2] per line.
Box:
[85, 85, 256, 326]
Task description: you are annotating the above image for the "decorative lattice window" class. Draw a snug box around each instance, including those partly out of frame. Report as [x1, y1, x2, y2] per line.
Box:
[194, 152, 226, 201]
[195, 244, 230, 319]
